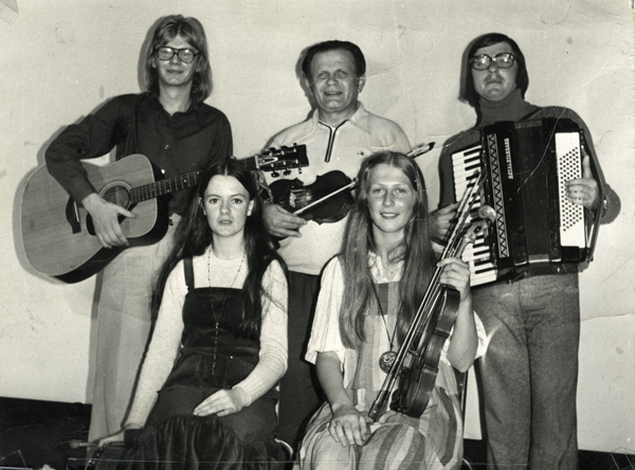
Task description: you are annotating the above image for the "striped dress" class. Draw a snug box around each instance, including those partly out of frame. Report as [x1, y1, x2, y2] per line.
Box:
[298, 254, 484, 470]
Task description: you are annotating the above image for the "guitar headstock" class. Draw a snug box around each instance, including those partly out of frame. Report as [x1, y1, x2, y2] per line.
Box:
[256, 144, 308, 175]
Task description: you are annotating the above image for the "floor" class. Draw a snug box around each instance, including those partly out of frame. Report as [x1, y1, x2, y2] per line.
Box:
[1, 397, 633, 470]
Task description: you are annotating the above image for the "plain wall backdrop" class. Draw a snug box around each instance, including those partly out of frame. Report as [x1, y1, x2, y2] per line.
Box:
[1, 0, 633, 454]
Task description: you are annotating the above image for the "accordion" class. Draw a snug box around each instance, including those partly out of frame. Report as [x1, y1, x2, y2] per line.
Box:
[452, 118, 602, 287]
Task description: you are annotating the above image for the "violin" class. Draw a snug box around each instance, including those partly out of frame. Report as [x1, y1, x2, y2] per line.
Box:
[264, 143, 435, 225]
[268, 170, 356, 224]
[368, 169, 493, 421]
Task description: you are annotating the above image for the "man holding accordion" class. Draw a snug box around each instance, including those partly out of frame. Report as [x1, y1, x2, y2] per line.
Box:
[432, 33, 620, 470]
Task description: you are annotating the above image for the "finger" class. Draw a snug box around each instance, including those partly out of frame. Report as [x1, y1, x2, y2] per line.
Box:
[439, 270, 469, 288]
[438, 203, 459, 215]
[285, 212, 308, 225]
[99, 437, 113, 448]
[96, 233, 112, 249]
[273, 227, 302, 239]
[359, 419, 370, 443]
[565, 185, 588, 206]
[193, 393, 224, 416]
[342, 423, 359, 447]
[337, 424, 351, 447]
[194, 396, 228, 416]
[328, 423, 341, 444]
[349, 422, 366, 446]
[110, 226, 129, 246]
[436, 257, 468, 269]
[279, 220, 306, 231]
[331, 422, 349, 447]
[439, 265, 471, 288]
[103, 225, 128, 247]
[582, 153, 592, 179]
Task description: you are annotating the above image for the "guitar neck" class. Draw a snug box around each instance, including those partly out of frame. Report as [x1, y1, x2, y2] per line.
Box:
[130, 170, 202, 203]
[127, 156, 260, 203]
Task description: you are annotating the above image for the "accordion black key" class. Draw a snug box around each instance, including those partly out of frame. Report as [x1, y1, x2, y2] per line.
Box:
[452, 118, 601, 286]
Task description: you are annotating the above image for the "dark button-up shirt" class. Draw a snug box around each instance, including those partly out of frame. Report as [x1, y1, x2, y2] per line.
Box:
[46, 92, 233, 215]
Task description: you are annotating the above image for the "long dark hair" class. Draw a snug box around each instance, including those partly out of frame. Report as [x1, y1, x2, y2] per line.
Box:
[338, 152, 437, 348]
[462, 32, 529, 107]
[143, 14, 213, 102]
[151, 158, 284, 339]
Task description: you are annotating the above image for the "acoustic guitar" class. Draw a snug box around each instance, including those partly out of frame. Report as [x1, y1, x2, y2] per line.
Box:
[20, 145, 308, 283]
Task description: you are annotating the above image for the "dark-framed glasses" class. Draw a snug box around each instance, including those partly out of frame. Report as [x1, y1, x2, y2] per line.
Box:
[470, 53, 515, 70]
[156, 47, 199, 64]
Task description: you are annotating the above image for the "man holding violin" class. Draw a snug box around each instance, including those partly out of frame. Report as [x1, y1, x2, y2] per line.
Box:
[261, 39, 411, 447]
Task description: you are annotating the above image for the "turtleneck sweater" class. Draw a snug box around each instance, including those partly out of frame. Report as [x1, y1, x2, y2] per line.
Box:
[478, 88, 539, 125]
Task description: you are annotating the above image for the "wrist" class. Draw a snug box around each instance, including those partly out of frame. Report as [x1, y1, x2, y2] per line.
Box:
[330, 400, 356, 414]
[231, 386, 251, 408]
[80, 192, 101, 211]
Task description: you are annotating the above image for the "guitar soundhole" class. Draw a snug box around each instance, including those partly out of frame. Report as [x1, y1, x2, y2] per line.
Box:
[102, 185, 132, 209]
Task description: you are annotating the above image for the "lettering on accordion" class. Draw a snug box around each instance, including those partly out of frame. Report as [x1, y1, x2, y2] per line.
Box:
[451, 118, 596, 287]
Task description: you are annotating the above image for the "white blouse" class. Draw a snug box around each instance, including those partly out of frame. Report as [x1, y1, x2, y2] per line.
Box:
[305, 254, 487, 379]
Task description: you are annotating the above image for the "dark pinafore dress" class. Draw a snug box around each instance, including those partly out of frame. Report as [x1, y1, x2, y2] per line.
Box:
[96, 258, 284, 470]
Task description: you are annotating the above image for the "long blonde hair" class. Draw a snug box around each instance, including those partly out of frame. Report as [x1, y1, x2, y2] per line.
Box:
[338, 151, 437, 348]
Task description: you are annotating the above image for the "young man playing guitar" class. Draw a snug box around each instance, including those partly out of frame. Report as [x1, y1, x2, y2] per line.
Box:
[45, 15, 233, 445]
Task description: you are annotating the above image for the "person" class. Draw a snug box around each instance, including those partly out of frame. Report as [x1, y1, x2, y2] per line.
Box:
[97, 158, 288, 468]
[44, 15, 233, 443]
[297, 152, 486, 469]
[433, 33, 620, 470]
[262, 40, 412, 447]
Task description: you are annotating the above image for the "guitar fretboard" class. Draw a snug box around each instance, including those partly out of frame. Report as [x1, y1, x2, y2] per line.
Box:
[130, 170, 202, 203]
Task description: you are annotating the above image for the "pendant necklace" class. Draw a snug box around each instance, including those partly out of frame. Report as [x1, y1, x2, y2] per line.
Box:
[207, 246, 245, 376]
[371, 282, 400, 374]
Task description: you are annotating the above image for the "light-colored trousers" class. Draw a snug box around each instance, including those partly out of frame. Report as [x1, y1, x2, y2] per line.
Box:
[87, 217, 180, 442]
[474, 273, 580, 470]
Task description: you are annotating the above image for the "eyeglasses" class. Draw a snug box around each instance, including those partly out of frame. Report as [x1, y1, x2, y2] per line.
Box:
[470, 53, 515, 70]
[156, 47, 199, 64]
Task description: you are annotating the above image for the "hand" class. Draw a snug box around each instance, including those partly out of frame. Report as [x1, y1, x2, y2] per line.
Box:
[328, 403, 370, 448]
[565, 150, 599, 210]
[81, 193, 136, 248]
[437, 257, 471, 301]
[193, 388, 249, 417]
[262, 203, 306, 239]
[430, 204, 457, 244]
[97, 428, 127, 448]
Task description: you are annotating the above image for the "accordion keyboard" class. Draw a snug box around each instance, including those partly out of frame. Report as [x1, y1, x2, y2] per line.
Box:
[452, 145, 498, 287]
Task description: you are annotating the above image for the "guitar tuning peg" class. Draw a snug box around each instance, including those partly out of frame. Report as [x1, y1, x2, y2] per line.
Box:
[283, 169, 291, 176]
[271, 171, 280, 178]
[298, 168, 302, 174]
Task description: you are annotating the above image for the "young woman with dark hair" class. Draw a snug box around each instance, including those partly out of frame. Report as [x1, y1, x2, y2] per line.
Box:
[98, 158, 288, 469]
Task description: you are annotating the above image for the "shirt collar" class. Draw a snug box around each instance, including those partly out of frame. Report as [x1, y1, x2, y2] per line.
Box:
[368, 251, 404, 282]
[312, 101, 370, 134]
[144, 92, 203, 123]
